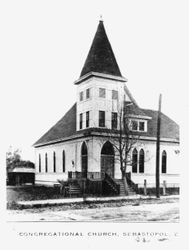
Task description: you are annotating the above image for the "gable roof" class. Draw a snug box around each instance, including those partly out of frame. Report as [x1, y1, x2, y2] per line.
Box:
[80, 21, 122, 78]
[34, 104, 76, 146]
[125, 102, 148, 117]
[34, 103, 179, 147]
[142, 109, 179, 140]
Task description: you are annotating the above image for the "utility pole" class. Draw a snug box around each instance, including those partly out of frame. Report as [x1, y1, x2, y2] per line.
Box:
[156, 94, 162, 198]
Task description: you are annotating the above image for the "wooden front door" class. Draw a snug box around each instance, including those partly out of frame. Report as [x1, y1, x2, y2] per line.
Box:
[81, 155, 88, 178]
[101, 155, 114, 179]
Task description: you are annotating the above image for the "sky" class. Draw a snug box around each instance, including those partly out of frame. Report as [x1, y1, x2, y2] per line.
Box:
[1, 0, 188, 162]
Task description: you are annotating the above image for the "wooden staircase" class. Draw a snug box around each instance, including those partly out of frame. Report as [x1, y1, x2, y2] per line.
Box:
[65, 171, 138, 197]
[114, 179, 137, 196]
[103, 173, 138, 196]
[103, 173, 120, 196]
[65, 182, 82, 197]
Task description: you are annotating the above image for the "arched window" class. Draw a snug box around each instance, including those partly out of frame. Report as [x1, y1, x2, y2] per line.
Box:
[45, 153, 48, 173]
[132, 148, 138, 173]
[139, 149, 145, 173]
[162, 150, 167, 174]
[81, 142, 88, 178]
[53, 152, 56, 173]
[62, 150, 65, 172]
[39, 154, 41, 173]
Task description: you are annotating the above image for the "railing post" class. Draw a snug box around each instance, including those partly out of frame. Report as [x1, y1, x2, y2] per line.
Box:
[128, 172, 131, 179]
[68, 171, 72, 179]
[144, 179, 147, 196]
[163, 180, 166, 196]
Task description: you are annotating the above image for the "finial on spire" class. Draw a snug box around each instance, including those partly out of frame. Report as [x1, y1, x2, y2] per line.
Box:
[100, 15, 103, 22]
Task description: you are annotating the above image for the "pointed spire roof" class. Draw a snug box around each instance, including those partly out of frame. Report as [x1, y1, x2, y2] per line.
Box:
[80, 20, 122, 77]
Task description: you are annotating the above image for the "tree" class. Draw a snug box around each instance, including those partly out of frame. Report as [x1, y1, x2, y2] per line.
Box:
[6, 146, 34, 171]
[6, 147, 21, 171]
[100, 100, 140, 195]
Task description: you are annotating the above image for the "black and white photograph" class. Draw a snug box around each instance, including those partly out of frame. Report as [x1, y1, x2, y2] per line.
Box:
[1, 0, 188, 248]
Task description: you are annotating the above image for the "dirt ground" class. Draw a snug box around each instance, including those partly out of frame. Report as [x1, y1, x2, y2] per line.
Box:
[7, 197, 179, 222]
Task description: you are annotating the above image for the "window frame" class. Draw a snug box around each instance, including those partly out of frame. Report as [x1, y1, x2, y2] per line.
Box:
[131, 120, 138, 131]
[132, 148, 138, 173]
[45, 153, 48, 173]
[86, 111, 89, 128]
[79, 91, 83, 101]
[111, 112, 118, 130]
[139, 121, 145, 131]
[161, 150, 167, 174]
[130, 119, 147, 132]
[53, 151, 56, 173]
[62, 150, 65, 173]
[112, 90, 118, 100]
[139, 149, 145, 173]
[86, 88, 90, 99]
[39, 154, 41, 173]
[99, 110, 105, 127]
[79, 113, 83, 129]
[99, 88, 106, 98]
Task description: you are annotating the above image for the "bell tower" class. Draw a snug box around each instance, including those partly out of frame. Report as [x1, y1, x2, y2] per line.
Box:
[74, 20, 132, 131]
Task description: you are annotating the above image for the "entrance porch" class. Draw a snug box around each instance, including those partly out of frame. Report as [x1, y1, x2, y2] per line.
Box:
[69, 140, 138, 197]
[66, 171, 138, 197]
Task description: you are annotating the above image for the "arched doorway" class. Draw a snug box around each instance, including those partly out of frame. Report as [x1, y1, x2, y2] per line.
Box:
[101, 141, 114, 178]
[81, 142, 88, 178]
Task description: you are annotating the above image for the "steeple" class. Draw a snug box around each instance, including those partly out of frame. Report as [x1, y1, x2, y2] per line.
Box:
[80, 20, 122, 78]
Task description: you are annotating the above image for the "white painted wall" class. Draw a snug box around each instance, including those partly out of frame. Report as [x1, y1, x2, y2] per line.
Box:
[35, 139, 81, 185]
[127, 140, 180, 187]
[76, 76, 131, 131]
[35, 136, 179, 187]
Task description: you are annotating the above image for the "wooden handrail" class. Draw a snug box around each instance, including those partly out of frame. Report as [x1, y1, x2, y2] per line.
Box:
[126, 172, 138, 192]
[68, 171, 102, 180]
[104, 173, 120, 195]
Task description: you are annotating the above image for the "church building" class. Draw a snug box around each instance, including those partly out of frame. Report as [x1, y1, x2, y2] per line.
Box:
[34, 20, 179, 194]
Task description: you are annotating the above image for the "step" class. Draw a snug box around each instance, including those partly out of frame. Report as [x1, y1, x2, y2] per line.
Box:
[105, 183, 119, 194]
[68, 189, 81, 193]
[106, 179, 137, 196]
[67, 184, 82, 196]
[69, 187, 81, 190]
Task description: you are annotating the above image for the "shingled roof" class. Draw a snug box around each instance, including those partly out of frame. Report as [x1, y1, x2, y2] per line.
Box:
[80, 21, 122, 77]
[125, 102, 148, 117]
[142, 109, 179, 140]
[34, 103, 179, 147]
[34, 104, 76, 146]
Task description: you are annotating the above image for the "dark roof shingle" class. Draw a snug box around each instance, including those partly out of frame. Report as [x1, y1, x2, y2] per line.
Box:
[34, 104, 76, 146]
[80, 21, 122, 77]
[125, 102, 148, 117]
[142, 109, 179, 140]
